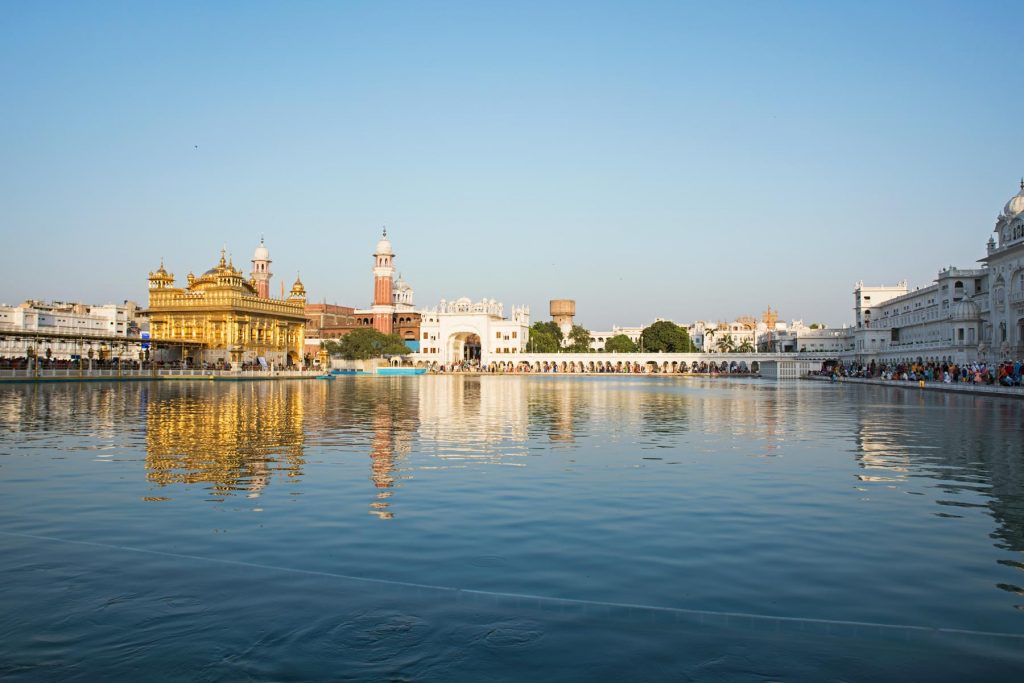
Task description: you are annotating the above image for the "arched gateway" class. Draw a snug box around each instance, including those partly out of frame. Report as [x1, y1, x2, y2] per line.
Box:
[448, 330, 482, 363]
[413, 298, 531, 367]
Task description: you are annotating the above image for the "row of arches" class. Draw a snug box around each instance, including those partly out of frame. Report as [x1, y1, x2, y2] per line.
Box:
[413, 359, 760, 374]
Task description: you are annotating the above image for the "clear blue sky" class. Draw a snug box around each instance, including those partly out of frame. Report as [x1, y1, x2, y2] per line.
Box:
[2, 1, 1022, 328]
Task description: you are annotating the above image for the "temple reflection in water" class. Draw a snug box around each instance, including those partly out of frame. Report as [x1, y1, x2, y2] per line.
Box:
[127, 376, 1024, 554]
[145, 382, 306, 499]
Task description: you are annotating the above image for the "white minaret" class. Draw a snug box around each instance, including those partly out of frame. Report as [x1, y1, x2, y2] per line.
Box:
[251, 236, 272, 298]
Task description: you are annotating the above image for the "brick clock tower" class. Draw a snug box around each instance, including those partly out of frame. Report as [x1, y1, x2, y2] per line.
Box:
[372, 228, 395, 334]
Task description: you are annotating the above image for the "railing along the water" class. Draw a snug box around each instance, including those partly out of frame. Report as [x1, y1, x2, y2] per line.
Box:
[0, 368, 321, 380]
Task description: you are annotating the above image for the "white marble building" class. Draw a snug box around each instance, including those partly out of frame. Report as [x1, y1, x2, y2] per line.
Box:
[837, 181, 1024, 364]
[0, 300, 144, 359]
[588, 325, 644, 351]
[414, 298, 530, 367]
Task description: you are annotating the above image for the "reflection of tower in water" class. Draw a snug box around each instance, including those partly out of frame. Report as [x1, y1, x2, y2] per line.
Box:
[369, 402, 397, 519]
[364, 379, 418, 519]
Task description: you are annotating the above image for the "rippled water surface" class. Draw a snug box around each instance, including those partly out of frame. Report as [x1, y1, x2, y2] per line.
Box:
[1, 376, 1023, 680]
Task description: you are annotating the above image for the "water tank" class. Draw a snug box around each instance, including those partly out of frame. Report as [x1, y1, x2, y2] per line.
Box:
[549, 299, 576, 324]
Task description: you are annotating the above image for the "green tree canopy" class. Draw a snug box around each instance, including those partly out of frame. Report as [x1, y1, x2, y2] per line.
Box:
[527, 325, 560, 353]
[335, 328, 410, 360]
[640, 320, 695, 353]
[604, 334, 637, 353]
[321, 339, 344, 356]
[737, 339, 755, 353]
[566, 324, 592, 352]
[532, 321, 563, 343]
[715, 334, 736, 352]
[528, 322, 564, 353]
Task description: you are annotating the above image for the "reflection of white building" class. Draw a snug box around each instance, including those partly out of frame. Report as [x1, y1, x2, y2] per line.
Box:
[417, 376, 528, 457]
[414, 298, 530, 366]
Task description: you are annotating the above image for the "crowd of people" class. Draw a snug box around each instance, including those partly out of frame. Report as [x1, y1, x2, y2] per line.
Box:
[430, 359, 758, 375]
[0, 357, 277, 372]
[0, 357, 147, 371]
[821, 359, 1024, 387]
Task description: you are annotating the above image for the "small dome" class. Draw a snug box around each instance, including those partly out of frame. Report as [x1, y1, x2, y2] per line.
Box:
[375, 227, 393, 255]
[253, 237, 270, 261]
[290, 275, 306, 296]
[1003, 180, 1024, 217]
[953, 297, 980, 320]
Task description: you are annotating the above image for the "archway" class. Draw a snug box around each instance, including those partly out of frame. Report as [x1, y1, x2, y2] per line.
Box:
[448, 331, 482, 363]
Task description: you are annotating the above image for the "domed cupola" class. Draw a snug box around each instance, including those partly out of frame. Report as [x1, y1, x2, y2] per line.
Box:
[253, 236, 270, 262]
[289, 274, 306, 300]
[375, 227, 394, 256]
[952, 296, 980, 321]
[1003, 179, 1024, 217]
[148, 259, 175, 289]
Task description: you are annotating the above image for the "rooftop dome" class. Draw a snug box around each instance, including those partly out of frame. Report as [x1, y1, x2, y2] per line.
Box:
[253, 236, 269, 261]
[1003, 180, 1024, 217]
[375, 227, 393, 255]
[290, 274, 306, 296]
[953, 297, 980, 321]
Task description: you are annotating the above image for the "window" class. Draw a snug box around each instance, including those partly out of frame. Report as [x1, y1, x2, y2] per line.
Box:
[496, 331, 501, 339]
[512, 332, 517, 339]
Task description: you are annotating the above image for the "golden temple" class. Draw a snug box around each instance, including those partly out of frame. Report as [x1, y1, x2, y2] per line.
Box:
[144, 244, 307, 367]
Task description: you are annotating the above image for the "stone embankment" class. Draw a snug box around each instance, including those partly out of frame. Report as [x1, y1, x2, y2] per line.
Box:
[803, 373, 1024, 399]
[0, 369, 319, 383]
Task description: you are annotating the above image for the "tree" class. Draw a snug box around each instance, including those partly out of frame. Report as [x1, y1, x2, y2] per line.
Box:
[604, 334, 638, 353]
[566, 324, 592, 352]
[321, 339, 344, 356]
[528, 322, 562, 353]
[640, 320, 695, 353]
[715, 334, 736, 353]
[532, 321, 563, 344]
[335, 329, 410, 360]
[737, 339, 754, 353]
[809, 323, 825, 330]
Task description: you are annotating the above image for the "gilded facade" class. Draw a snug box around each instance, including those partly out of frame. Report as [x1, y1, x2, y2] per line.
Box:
[145, 243, 307, 367]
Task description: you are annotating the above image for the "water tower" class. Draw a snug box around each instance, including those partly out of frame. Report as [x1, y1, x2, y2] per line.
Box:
[550, 299, 576, 339]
